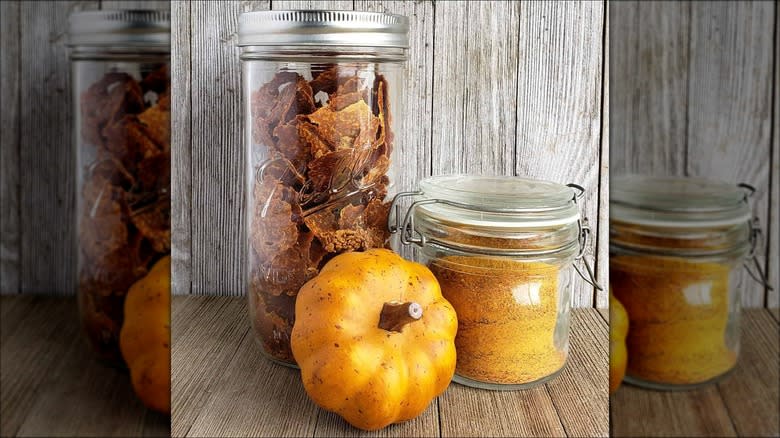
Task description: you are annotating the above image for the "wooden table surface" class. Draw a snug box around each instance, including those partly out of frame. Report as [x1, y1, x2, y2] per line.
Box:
[610, 308, 780, 437]
[171, 295, 609, 438]
[0, 295, 170, 437]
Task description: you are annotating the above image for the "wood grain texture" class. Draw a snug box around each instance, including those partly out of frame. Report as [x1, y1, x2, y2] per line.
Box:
[686, 0, 774, 307]
[716, 309, 779, 436]
[609, 0, 777, 307]
[431, 1, 518, 177]
[609, 0, 690, 176]
[545, 309, 608, 437]
[770, 2, 779, 307]
[170, 295, 608, 437]
[170, 296, 252, 437]
[595, 4, 609, 309]
[0, 0, 21, 295]
[0, 296, 168, 437]
[354, 0, 433, 195]
[172, 0, 192, 296]
[18, 1, 98, 294]
[770, 307, 779, 323]
[99, 0, 170, 9]
[610, 309, 779, 437]
[611, 385, 736, 437]
[514, 1, 606, 307]
[188, 1, 268, 295]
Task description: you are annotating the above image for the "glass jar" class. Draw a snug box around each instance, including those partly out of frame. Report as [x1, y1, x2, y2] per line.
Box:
[610, 175, 765, 390]
[69, 10, 171, 365]
[391, 175, 602, 390]
[238, 10, 409, 366]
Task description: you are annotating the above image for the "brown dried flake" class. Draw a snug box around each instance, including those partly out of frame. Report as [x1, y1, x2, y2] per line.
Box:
[250, 175, 301, 262]
[248, 67, 396, 364]
[309, 65, 360, 96]
[130, 197, 171, 253]
[137, 98, 171, 151]
[80, 177, 129, 262]
[305, 100, 375, 149]
[78, 66, 171, 364]
[80, 73, 145, 148]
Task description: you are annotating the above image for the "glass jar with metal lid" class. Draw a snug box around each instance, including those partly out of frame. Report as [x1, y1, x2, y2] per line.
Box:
[610, 175, 770, 390]
[390, 175, 602, 390]
[69, 10, 171, 365]
[238, 10, 408, 366]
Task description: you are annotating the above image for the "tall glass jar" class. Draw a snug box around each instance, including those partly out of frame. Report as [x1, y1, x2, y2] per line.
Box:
[391, 175, 602, 390]
[238, 10, 409, 366]
[69, 10, 171, 366]
[610, 175, 762, 390]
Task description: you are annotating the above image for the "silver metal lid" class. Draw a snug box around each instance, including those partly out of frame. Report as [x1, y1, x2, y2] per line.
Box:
[237, 10, 409, 48]
[68, 10, 170, 47]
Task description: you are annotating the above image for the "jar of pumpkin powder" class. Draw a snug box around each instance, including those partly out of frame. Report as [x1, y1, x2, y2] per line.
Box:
[390, 175, 601, 390]
[610, 175, 770, 390]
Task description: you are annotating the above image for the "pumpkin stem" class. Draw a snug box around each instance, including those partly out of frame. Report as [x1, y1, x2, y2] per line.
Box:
[378, 302, 423, 332]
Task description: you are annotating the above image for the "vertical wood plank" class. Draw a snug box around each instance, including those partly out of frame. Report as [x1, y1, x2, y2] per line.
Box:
[514, 1, 606, 307]
[172, 0, 192, 295]
[189, 1, 269, 295]
[596, 2, 609, 309]
[354, 0, 434, 194]
[609, 1, 690, 175]
[431, 1, 519, 176]
[769, 2, 778, 307]
[99, 0, 170, 9]
[354, 0, 434, 262]
[686, 1, 774, 307]
[0, 1, 20, 295]
[18, 1, 98, 294]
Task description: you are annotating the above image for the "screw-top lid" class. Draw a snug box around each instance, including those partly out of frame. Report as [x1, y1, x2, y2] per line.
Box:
[237, 10, 409, 48]
[611, 175, 752, 228]
[68, 10, 170, 47]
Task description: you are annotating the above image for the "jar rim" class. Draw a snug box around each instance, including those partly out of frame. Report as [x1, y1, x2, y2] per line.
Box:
[610, 174, 752, 228]
[237, 10, 409, 48]
[391, 175, 585, 257]
[416, 174, 581, 229]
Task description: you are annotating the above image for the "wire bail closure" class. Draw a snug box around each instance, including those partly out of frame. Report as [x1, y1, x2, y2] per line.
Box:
[387, 183, 603, 291]
[740, 183, 773, 291]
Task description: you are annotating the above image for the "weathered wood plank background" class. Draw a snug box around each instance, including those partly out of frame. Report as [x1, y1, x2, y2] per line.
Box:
[0, 0, 169, 295]
[0, 0, 611, 307]
[2, 0, 777, 308]
[171, 0, 610, 308]
[610, 0, 778, 308]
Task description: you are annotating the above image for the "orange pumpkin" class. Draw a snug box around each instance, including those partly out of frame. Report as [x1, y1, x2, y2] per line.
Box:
[120, 255, 171, 414]
[610, 290, 629, 394]
[291, 249, 458, 431]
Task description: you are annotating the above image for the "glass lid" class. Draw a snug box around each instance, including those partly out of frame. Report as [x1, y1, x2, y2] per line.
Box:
[611, 175, 752, 227]
[416, 174, 580, 229]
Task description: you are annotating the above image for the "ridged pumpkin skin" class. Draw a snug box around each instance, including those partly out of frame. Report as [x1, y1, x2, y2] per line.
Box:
[291, 249, 457, 431]
[609, 291, 629, 394]
[120, 255, 171, 414]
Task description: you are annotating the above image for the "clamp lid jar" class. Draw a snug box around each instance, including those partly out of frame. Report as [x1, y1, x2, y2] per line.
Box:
[609, 174, 769, 390]
[391, 174, 601, 390]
